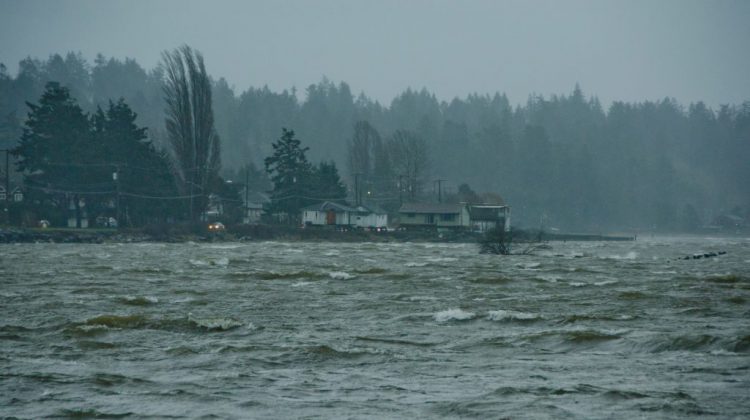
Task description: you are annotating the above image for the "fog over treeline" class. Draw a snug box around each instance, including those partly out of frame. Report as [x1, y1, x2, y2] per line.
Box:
[1, 52, 748, 230]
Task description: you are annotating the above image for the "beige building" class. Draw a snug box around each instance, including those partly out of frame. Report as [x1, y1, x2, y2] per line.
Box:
[399, 202, 511, 231]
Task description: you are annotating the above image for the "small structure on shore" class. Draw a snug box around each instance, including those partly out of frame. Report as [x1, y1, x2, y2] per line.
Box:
[302, 201, 388, 229]
[468, 204, 511, 232]
[243, 191, 270, 224]
[398, 202, 511, 231]
[398, 203, 471, 228]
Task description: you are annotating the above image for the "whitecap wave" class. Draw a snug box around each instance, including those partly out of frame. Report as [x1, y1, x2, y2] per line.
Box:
[291, 281, 312, 287]
[405, 262, 428, 267]
[434, 308, 475, 322]
[594, 280, 618, 286]
[329, 271, 355, 280]
[408, 296, 438, 301]
[188, 314, 243, 331]
[569, 282, 587, 287]
[517, 262, 541, 269]
[487, 310, 540, 321]
[189, 257, 229, 267]
[604, 251, 638, 260]
[426, 257, 458, 263]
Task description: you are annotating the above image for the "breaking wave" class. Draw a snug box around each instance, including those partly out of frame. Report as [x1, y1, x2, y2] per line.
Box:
[329, 271, 355, 280]
[434, 308, 476, 322]
[189, 257, 229, 267]
[487, 310, 541, 321]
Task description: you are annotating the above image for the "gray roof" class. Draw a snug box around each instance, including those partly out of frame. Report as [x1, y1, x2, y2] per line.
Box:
[399, 202, 465, 214]
[302, 201, 358, 213]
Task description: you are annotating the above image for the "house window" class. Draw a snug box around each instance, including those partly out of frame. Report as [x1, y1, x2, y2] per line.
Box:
[441, 213, 456, 222]
[407, 213, 415, 218]
[13, 193, 23, 202]
[0, 193, 5, 201]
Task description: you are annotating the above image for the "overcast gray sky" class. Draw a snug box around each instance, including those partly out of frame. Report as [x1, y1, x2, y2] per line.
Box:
[1, 0, 748, 108]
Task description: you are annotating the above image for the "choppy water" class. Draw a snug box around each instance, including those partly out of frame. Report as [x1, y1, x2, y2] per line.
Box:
[1, 237, 749, 419]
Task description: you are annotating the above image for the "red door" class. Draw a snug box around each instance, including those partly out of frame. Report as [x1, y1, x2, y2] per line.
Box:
[326, 210, 336, 225]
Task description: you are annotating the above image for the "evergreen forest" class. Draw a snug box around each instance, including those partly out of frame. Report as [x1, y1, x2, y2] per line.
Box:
[1, 52, 748, 231]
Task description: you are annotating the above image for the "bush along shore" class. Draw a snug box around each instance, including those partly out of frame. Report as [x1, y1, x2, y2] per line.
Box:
[0, 225, 637, 244]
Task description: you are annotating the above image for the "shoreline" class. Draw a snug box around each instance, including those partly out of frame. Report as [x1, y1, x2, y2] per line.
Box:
[0, 225, 645, 244]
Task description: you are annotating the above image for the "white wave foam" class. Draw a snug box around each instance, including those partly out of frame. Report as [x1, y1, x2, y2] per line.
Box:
[517, 262, 541, 269]
[594, 280, 618, 286]
[487, 310, 540, 321]
[291, 281, 312, 287]
[710, 349, 738, 356]
[605, 251, 638, 260]
[569, 282, 587, 287]
[405, 262, 428, 267]
[324, 251, 340, 257]
[434, 308, 475, 322]
[189, 257, 229, 267]
[329, 271, 355, 280]
[122, 295, 159, 304]
[408, 296, 438, 301]
[207, 244, 243, 250]
[426, 257, 458, 263]
[188, 314, 243, 331]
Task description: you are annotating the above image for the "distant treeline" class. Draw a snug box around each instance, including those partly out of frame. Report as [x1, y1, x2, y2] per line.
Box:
[1, 52, 748, 230]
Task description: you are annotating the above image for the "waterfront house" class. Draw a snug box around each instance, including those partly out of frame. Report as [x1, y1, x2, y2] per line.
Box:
[468, 204, 511, 232]
[302, 201, 359, 226]
[398, 202, 471, 228]
[352, 205, 388, 229]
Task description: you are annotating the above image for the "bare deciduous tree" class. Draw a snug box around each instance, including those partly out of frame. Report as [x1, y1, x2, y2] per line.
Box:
[162, 45, 220, 221]
[388, 129, 429, 200]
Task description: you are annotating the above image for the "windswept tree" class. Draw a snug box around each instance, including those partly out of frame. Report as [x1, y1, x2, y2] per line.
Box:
[264, 128, 312, 223]
[161, 45, 221, 221]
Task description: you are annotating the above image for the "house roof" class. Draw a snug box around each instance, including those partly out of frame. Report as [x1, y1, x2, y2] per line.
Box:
[354, 205, 387, 215]
[399, 202, 465, 214]
[302, 201, 358, 213]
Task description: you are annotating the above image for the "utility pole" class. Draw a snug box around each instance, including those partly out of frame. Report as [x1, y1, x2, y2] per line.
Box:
[435, 179, 445, 203]
[2, 149, 9, 225]
[112, 165, 120, 228]
[244, 167, 249, 223]
[398, 174, 404, 207]
[354, 173, 361, 206]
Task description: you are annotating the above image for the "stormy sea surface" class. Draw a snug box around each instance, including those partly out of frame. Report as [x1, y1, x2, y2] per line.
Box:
[1, 237, 749, 419]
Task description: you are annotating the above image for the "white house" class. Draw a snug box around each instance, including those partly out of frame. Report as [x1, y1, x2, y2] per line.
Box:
[302, 201, 358, 226]
[0, 186, 24, 203]
[398, 202, 472, 228]
[399, 202, 511, 231]
[352, 205, 388, 229]
[468, 205, 511, 232]
[301, 201, 387, 228]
